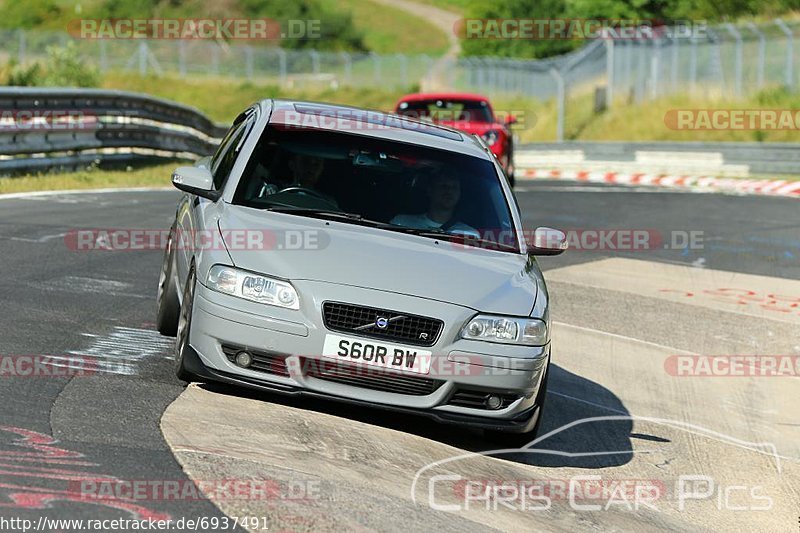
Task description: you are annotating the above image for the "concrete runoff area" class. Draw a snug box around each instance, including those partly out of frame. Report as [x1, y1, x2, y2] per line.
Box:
[161, 259, 800, 532]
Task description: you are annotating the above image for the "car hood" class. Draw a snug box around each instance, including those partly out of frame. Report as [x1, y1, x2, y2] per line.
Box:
[219, 205, 538, 315]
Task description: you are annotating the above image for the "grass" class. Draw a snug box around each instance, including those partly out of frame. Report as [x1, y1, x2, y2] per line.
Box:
[490, 86, 800, 143]
[578, 89, 800, 143]
[325, 0, 450, 55]
[0, 163, 176, 194]
[102, 73, 409, 123]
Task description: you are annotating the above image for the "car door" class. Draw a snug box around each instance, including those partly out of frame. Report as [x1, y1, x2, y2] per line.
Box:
[174, 110, 255, 287]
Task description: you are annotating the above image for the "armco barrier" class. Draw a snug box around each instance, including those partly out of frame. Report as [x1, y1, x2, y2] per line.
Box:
[516, 141, 800, 177]
[0, 88, 227, 175]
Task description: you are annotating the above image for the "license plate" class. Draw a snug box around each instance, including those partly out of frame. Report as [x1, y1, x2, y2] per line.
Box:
[321, 334, 432, 375]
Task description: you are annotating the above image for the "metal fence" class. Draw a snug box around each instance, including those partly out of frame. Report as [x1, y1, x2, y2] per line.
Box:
[1, 20, 799, 141]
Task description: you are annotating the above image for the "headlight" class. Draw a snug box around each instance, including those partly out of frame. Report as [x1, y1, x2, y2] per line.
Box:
[206, 265, 299, 310]
[481, 130, 499, 146]
[461, 315, 548, 346]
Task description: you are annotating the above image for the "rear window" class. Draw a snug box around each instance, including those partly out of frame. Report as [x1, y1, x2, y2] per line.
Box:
[396, 99, 494, 123]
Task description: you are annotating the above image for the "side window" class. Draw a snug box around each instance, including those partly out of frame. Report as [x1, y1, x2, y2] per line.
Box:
[210, 108, 256, 190]
[211, 124, 246, 189]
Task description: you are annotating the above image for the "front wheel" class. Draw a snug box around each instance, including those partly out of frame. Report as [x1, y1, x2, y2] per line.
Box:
[156, 228, 180, 337]
[174, 268, 197, 382]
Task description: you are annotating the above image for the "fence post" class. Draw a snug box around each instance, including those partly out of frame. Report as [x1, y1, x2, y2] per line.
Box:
[310, 49, 320, 74]
[245, 46, 254, 79]
[396, 54, 408, 88]
[650, 39, 661, 100]
[18, 29, 26, 64]
[724, 23, 743, 97]
[99, 39, 108, 73]
[278, 49, 287, 85]
[670, 36, 679, 91]
[178, 40, 186, 78]
[371, 52, 381, 85]
[746, 22, 765, 88]
[689, 37, 698, 94]
[605, 38, 615, 107]
[549, 67, 565, 142]
[635, 41, 646, 102]
[775, 19, 794, 90]
[211, 45, 220, 76]
[138, 41, 148, 76]
[340, 51, 352, 85]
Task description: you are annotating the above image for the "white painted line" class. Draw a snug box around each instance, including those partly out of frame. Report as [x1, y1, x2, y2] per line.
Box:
[0, 187, 172, 201]
[553, 321, 696, 355]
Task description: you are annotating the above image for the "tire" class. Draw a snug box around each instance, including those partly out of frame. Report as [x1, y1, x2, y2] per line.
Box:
[174, 268, 197, 382]
[156, 227, 180, 337]
[484, 363, 549, 446]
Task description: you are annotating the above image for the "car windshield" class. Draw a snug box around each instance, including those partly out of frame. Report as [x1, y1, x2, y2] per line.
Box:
[232, 126, 519, 252]
[395, 99, 494, 123]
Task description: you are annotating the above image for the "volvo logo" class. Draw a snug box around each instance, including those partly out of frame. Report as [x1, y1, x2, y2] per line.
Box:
[375, 316, 389, 329]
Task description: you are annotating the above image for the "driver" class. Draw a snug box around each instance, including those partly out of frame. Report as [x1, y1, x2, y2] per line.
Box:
[257, 153, 336, 205]
[390, 172, 478, 236]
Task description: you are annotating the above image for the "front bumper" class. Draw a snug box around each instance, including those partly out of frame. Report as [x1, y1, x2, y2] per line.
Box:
[188, 281, 549, 433]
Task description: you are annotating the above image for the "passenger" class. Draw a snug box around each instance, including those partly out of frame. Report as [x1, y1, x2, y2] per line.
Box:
[391, 173, 478, 235]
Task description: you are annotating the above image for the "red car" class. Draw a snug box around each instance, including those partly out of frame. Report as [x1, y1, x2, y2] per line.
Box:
[394, 93, 516, 185]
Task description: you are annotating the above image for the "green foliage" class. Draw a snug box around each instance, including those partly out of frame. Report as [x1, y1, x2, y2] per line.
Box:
[6, 62, 43, 86]
[460, 0, 578, 59]
[0, 0, 65, 30]
[4, 42, 100, 87]
[461, 0, 800, 58]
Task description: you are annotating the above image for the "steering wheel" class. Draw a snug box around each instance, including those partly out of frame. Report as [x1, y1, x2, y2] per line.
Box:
[278, 186, 330, 202]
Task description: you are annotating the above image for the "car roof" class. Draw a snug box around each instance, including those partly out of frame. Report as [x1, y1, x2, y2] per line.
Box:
[396, 92, 491, 103]
[263, 99, 492, 160]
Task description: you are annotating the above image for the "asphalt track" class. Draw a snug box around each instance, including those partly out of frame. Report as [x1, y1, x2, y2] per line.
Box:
[0, 182, 797, 532]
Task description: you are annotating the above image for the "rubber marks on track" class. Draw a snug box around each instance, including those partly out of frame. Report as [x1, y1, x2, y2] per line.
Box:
[67, 327, 174, 376]
[545, 258, 800, 325]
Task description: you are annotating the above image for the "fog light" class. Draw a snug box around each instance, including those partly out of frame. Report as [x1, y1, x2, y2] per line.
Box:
[235, 351, 253, 368]
[486, 395, 503, 410]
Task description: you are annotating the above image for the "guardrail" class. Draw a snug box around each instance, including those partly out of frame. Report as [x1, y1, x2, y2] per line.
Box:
[517, 141, 800, 177]
[0, 88, 227, 176]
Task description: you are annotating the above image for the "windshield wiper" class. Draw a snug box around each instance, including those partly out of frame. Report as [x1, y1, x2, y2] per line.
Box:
[265, 206, 363, 220]
[264, 205, 403, 228]
[394, 228, 519, 251]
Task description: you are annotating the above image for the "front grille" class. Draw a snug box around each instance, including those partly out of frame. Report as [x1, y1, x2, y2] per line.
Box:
[303, 358, 444, 396]
[448, 390, 519, 410]
[322, 301, 443, 347]
[221, 344, 290, 377]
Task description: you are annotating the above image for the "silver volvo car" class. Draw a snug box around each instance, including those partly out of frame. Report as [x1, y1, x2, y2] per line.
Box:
[156, 100, 566, 442]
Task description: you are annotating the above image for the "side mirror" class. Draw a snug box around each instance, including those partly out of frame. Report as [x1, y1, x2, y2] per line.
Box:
[528, 227, 568, 256]
[504, 114, 517, 126]
[172, 166, 220, 201]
